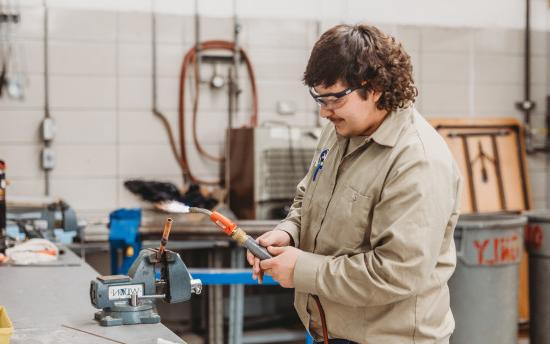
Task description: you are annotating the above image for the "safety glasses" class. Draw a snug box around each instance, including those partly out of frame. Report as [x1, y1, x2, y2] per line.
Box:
[309, 82, 367, 109]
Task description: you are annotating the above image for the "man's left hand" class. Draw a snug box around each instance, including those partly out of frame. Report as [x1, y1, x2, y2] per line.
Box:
[260, 246, 302, 288]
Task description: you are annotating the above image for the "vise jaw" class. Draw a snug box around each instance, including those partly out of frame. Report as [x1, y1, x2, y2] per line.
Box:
[90, 249, 201, 326]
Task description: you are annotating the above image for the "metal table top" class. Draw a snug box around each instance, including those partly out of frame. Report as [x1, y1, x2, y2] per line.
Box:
[0, 247, 186, 344]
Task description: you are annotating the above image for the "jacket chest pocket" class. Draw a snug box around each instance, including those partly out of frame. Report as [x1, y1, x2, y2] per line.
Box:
[320, 185, 374, 253]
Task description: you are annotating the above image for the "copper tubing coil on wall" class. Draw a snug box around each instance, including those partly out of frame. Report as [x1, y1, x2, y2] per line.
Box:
[178, 40, 259, 185]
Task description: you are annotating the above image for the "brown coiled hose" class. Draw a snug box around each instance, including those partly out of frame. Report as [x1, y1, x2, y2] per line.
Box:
[178, 40, 258, 185]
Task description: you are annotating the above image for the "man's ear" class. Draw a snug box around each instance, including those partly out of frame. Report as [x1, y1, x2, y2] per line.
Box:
[372, 90, 382, 103]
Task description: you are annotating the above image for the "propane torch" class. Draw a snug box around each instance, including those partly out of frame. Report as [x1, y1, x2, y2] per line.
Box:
[188, 207, 272, 260]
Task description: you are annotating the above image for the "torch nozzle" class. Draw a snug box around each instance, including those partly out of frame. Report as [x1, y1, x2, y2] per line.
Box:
[187, 207, 272, 260]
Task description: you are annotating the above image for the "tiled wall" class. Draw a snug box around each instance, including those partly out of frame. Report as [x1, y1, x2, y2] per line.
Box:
[0, 5, 548, 219]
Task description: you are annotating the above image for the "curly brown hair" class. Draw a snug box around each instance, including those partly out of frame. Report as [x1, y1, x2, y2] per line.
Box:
[303, 24, 417, 112]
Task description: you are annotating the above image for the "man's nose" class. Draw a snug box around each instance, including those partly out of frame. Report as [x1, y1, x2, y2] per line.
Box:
[319, 106, 334, 119]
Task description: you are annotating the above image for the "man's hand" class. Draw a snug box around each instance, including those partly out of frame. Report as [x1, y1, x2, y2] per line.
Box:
[260, 246, 302, 288]
[246, 230, 291, 284]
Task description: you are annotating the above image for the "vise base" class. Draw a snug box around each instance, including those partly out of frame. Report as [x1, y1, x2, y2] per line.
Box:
[94, 300, 160, 326]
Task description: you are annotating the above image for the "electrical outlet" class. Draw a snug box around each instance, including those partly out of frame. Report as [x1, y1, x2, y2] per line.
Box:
[42, 118, 56, 141]
[41, 148, 55, 170]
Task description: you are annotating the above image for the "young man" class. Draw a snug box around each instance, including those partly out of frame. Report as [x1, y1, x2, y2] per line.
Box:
[247, 24, 462, 344]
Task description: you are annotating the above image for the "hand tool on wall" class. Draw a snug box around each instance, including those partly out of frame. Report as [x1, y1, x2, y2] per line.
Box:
[448, 130, 509, 212]
[90, 218, 202, 326]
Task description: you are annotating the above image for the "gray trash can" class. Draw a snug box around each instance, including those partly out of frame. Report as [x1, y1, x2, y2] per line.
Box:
[525, 211, 550, 344]
[449, 214, 526, 344]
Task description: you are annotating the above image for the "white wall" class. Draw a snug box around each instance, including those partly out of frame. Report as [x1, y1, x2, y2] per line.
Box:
[1, 0, 549, 218]
[16, 0, 550, 30]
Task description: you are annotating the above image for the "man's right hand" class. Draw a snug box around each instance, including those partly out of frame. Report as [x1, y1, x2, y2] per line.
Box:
[246, 230, 292, 284]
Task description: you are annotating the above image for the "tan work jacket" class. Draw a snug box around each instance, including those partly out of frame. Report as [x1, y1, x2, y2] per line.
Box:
[275, 106, 462, 343]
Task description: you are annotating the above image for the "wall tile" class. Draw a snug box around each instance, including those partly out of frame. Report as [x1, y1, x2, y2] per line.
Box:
[527, 155, 547, 172]
[421, 52, 470, 82]
[50, 177, 117, 210]
[118, 11, 152, 43]
[157, 13, 193, 45]
[421, 27, 474, 53]
[396, 25, 421, 53]
[257, 111, 319, 128]
[5, 177, 45, 198]
[475, 54, 546, 86]
[530, 30, 547, 56]
[157, 44, 187, 77]
[118, 43, 151, 77]
[246, 47, 308, 81]
[256, 80, 310, 113]
[118, 110, 178, 144]
[157, 75, 183, 111]
[51, 144, 116, 177]
[475, 83, 522, 115]
[15, 40, 45, 75]
[0, 144, 43, 178]
[119, 43, 187, 79]
[183, 143, 224, 181]
[48, 8, 116, 42]
[0, 75, 45, 110]
[529, 168, 546, 202]
[474, 28, 523, 55]
[49, 41, 116, 76]
[119, 109, 229, 147]
[0, 111, 43, 143]
[118, 143, 182, 176]
[531, 56, 548, 85]
[183, 111, 228, 146]
[118, 76, 152, 110]
[54, 110, 116, 143]
[409, 52, 421, 85]
[14, 7, 45, 39]
[242, 18, 311, 49]
[475, 54, 522, 84]
[49, 76, 116, 109]
[198, 17, 235, 43]
[532, 199, 547, 210]
[410, 82, 471, 117]
[473, 26, 544, 59]
[118, 142, 222, 181]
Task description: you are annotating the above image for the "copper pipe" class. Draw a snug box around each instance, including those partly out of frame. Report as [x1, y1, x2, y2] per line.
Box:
[158, 218, 173, 256]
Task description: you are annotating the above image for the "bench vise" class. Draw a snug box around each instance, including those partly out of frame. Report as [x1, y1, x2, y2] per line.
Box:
[90, 219, 201, 326]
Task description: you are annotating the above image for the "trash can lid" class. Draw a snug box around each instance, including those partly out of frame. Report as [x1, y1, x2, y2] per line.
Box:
[457, 213, 527, 230]
[524, 210, 550, 223]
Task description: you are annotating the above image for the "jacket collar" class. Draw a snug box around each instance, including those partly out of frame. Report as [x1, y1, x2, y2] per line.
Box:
[370, 106, 413, 148]
[334, 106, 414, 149]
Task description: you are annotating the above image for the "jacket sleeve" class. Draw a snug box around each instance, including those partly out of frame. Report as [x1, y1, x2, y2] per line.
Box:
[293, 151, 461, 307]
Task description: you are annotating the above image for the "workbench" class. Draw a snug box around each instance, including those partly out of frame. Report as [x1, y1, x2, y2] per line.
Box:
[0, 247, 186, 344]
[77, 209, 296, 344]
